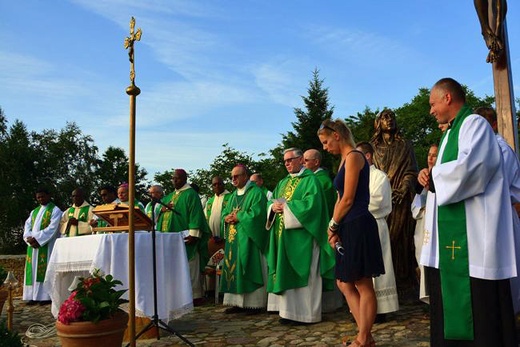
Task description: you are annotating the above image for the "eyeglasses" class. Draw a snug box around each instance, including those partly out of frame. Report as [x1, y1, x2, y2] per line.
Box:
[284, 156, 301, 163]
[319, 123, 336, 132]
[304, 158, 316, 162]
[212, 182, 223, 186]
[231, 174, 244, 180]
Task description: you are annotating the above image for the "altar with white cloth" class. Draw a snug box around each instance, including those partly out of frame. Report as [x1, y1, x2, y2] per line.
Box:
[44, 232, 193, 323]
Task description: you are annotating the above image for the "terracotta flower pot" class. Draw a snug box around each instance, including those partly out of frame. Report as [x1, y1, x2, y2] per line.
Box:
[56, 310, 129, 347]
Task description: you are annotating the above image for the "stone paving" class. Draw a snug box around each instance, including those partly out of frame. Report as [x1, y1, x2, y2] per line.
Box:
[3, 295, 433, 347]
[3, 293, 520, 347]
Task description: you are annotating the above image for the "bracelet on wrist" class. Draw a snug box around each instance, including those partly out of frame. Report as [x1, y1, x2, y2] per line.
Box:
[328, 219, 339, 230]
[329, 218, 339, 229]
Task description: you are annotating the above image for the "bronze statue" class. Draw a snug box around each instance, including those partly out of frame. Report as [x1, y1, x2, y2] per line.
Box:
[370, 109, 418, 292]
[474, 0, 508, 63]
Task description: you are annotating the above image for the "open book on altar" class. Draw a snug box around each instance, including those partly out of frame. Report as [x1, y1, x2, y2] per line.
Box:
[92, 204, 152, 233]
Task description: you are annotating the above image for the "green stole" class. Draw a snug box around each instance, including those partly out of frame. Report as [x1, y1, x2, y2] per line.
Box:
[65, 205, 90, 236]
[221, 194, 246, 292]
[437, 104, 473, 340]
[25, 203, 55, 285]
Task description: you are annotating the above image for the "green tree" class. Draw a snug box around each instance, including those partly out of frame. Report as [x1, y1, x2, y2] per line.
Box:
[93, 146, 149, 204]
[394, 85, 493, 169]
[153, 169, 175, 196]
[0, 116, 38, 253]
[31, 122, 101, 208]
[345, 106, 379, 144]
[188, 144, 257, 197]
[280, 68, 335, 173]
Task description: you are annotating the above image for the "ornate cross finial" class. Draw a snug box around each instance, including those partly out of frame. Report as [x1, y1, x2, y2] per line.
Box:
[124, 17, 142, 86]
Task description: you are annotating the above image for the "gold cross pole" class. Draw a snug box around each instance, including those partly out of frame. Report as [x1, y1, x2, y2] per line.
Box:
[446, 240, 462, 260]
[124, 16, 142, 347]
[474, 0, 518, 152]
[124, 17, 142, 87]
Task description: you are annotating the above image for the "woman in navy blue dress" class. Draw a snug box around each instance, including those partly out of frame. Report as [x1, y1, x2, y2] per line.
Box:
[318, 119, 384, 347]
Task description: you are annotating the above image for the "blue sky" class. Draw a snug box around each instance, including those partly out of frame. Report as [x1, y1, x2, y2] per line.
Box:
[1, 1, 519, 180]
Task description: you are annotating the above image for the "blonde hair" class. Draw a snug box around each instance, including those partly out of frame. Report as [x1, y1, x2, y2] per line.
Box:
[317, 119, 356, 147]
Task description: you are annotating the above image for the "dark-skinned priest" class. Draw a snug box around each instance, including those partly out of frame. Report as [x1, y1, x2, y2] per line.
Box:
[157, 169, 210, 306]
[266, 148, 335, 325]
[220, 164, 268, 314]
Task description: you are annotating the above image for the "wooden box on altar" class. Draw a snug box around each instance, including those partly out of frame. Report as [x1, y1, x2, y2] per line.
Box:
[92, 204, 152, 233]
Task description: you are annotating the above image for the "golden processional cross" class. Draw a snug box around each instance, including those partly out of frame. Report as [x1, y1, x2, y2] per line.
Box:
[124, 16, 142, 347]
[124, 17, 142, 87]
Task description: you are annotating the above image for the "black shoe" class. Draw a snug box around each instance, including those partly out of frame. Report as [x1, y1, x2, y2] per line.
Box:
[374, 313, 387, 324]
[193, 298, 206, 307]
[278, 318, 310, 325]
[38, 300, 52, 306]
[244, 308, 263, 315]
[279, 318, 293, 325]
[26, 300, 37, 306]
[205, 290, 215, 298]
[292, 320, 312, 326]
[224, 306, 245, 314]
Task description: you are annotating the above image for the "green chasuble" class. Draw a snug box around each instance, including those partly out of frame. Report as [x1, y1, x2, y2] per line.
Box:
[64, 205, 91, 237]
[266, 169, 335, 294]
[314, 169, 337, 218]
[259, 186, 270, 198]
[437, 104, 474, 340]
[219, 183, 268, 294]
[156, 187, 210, 270]
[25, 203, 56, 285]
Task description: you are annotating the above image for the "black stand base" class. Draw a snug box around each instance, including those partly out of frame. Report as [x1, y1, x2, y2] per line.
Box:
[126, 200, 194, 346]
[126, 314, 194, 347]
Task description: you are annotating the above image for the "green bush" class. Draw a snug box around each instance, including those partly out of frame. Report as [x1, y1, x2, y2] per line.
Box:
[0, 319, 23, 347]
[0, 266, 6, 284]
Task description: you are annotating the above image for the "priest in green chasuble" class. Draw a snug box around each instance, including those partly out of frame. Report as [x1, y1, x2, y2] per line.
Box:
[118, 182, 145, 212]
[266, 148, 335, 324]
[303, 149, 344, 314]
[60, 188, 94, 237]
[419, 78, 517, 346]
[220, 165, 268, 314]
[205, 176, 231, 248]
[157, 169, 210, 304]
[23, 187, 62, 304]
[145, 184, 164, 225]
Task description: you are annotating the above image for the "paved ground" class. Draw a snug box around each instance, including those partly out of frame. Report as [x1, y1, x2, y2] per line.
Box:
[3, 291, 520, 347]
[3, 293, 433, 347]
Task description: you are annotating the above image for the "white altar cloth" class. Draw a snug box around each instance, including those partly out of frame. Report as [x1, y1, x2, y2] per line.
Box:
[44, 232, 193, 323]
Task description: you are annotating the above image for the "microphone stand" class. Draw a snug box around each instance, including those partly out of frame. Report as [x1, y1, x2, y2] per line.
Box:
[127, 198, 193, 347]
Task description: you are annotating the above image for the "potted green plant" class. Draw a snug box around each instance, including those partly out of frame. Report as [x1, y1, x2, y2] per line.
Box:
[55, 269, 129, 347]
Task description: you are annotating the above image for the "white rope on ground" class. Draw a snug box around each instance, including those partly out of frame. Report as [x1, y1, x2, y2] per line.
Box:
[24, 322, 56, 339]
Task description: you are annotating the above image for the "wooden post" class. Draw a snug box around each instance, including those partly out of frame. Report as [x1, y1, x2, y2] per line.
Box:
[491, 21, 518, 152]
[475, 0, 518, 152]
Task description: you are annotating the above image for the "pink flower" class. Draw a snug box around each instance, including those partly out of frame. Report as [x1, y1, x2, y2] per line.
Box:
[57, 292, 86, 324]
[57, 269, 128, 324]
